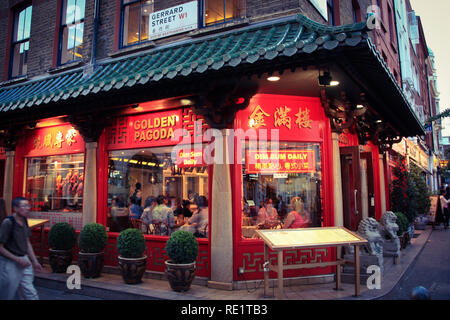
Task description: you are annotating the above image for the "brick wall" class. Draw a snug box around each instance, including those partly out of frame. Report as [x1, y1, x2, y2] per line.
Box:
[0, 0, 403, 80]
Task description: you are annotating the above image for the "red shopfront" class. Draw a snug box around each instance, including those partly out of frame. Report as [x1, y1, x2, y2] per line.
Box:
[232, 94, 336, 281]
[97, 105, 211, 277]
[13, 122, 86, 230]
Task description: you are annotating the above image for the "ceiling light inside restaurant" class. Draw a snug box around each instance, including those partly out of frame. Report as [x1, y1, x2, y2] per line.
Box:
[267, 76, 280, 82]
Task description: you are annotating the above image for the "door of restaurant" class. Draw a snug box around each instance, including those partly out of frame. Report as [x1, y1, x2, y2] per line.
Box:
[360, 152, 375, 219]
[340, 147, 362, 231]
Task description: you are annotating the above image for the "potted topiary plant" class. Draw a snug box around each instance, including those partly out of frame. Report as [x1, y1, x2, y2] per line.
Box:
[164, 230, 198, 292]
[117, 228, 147, 284]
[78, 223, 108, 278]
[48, 222, 77, 273]
[395, 212, 409, 249]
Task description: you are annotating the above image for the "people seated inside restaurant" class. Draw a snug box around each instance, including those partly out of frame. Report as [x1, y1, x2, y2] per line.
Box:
[282, 197, 311, 229]
[150, 195, 176, 236]
[140, 196, 156, 226]
[110, 196, 129, 232]
[180, 196, 209, 238]
[256, 198, 280, 228]
[128, 195, 142, 219]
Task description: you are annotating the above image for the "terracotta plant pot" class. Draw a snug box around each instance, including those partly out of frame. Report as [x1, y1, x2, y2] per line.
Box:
[165, 260, 196, 292]
[118, 256, 147, 284]
[78, 252, 105, 278]
[49, 249, 73, 273]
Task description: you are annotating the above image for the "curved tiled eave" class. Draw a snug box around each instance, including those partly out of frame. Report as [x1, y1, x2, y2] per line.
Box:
[0, 14, 369, 113]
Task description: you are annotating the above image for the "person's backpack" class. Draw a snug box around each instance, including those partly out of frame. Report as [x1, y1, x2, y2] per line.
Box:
[0, 215, 29, 244]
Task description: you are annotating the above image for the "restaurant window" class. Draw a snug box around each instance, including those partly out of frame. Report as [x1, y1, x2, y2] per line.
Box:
[121, 0, 154, 47]
[204, 0, 245, 26]
[10, 5, 32, 79]
[25, 154, 84, 213]
[59, 0, 85, 65]
[241, 142, 323, 239]
[107, 146, 209, 237]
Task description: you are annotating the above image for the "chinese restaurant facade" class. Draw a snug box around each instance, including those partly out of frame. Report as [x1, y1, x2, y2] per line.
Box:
[0, 12, 425, 288]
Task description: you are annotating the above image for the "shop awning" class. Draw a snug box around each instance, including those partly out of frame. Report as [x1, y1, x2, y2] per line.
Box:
[0, 13, 424, 136]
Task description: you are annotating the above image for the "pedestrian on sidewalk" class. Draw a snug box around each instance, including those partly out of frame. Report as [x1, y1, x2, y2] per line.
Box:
[0, 197, 42, 300]
[437, 189, 449, 230]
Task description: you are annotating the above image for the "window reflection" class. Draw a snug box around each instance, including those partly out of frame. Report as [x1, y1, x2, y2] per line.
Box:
[11, 5, 32, 78]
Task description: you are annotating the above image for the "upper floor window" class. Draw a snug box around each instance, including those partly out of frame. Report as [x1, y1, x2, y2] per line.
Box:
[121, 0, 154, 47]
[204, 0, 244, 26]
[59, 0, 86, 65]
[10, 5, 32, 79]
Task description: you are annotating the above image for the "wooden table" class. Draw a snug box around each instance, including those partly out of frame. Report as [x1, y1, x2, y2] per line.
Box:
[28, 219, 49, 265]
[256, 227, 368, 299]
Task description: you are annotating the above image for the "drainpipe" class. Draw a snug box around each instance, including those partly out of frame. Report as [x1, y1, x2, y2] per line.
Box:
[90, 0, 101, 68]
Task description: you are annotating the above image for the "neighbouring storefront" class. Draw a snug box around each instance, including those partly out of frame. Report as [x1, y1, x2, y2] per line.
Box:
[13, 122, 85, 229]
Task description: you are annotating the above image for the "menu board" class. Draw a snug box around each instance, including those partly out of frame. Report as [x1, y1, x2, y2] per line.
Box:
[256, 227, 367, 250]
[428, 195, 439, 223]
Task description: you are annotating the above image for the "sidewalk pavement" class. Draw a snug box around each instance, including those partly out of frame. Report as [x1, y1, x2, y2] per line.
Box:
[34, 226, 433, 300]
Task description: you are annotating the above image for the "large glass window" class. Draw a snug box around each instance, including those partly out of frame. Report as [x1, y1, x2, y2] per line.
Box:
[107, 146, 209, 237]
[59, 0, 85, 65]
[25, 154, 84, 213]
[204, 0, 244, 26]
[241, 142, 323, 239]
[121, 0, 154, 47]
[10, 5, 32, 78]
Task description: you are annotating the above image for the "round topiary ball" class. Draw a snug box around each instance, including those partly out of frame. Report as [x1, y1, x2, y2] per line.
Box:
[117, 228, 146, 258]
[48, 222, 77, 251]
[165, 230, 198, 264]
[78, 223, 108, 253]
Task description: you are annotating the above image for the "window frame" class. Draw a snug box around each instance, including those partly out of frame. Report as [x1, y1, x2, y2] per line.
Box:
[119, 0, 154, 49]
[201, 0, 245, 28]
[9, 4, 32, 79]
[57, 0, 86, 66]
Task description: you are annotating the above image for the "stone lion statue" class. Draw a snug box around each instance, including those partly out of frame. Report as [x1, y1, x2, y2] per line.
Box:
[379, 211, 399, 240]
[379, 211, 401, 258]
[344, 218, 384, 273]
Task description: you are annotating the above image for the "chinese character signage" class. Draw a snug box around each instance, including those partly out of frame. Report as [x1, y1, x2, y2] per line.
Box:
[245, 150, 316, 174]
[25, 124, 85, 157]
[149, 1, 198, 41]
[237, 94, 325, 143]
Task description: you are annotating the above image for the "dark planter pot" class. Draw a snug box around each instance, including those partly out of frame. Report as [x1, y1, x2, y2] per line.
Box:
[78, 252, 105, 278]
[49, 249, 73, 273]
[118, 256, 147, 284]
[165, 260, 196, 292]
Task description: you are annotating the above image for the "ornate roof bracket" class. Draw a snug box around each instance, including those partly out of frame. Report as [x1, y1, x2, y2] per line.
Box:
[68, 113, 113, 143]
[191, 79, 259, 129]
[378, 132, 402, 153]
[0, 125, 29, 151]
[320, 89, 369, 134]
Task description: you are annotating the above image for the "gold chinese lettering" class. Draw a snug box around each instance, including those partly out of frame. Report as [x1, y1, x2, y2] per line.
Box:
[274, 106, 292, 129]
[43, 134, 52, 148]
[65, 129, 77, 147]
[54, 131, 64, 148]
[33, 136, 41, 149]
[295, 108, 313, 129]
[249, 105, 270, 129]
